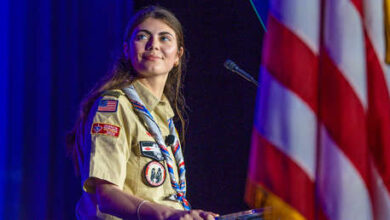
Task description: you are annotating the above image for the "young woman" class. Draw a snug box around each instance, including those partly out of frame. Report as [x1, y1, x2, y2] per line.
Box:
[67, 6, 217, 220]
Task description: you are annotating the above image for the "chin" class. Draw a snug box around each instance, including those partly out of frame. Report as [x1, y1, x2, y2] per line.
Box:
[137, 70, 169, 78]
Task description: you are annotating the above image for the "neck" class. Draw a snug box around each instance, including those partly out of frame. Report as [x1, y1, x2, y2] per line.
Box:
[136, 75, 168, 99]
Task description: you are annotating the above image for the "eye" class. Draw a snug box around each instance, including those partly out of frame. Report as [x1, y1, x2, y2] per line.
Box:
[160, 35, 172, 42]
[135, 33, 148, 41]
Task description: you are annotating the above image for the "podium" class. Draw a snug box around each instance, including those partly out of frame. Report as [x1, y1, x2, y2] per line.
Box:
[216, 208, 271, 220]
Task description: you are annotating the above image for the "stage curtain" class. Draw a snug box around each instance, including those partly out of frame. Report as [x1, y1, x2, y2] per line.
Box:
[0, 0, 133, 219]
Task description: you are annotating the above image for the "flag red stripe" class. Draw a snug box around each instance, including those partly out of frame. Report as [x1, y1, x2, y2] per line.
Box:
[349, 0, 363, 16]
[365, 32, 390, 192]
[319, 50, 369, 183]
[262, 13, 372, 206]
[263, 15, 319, 113]
[249, 128, 316, 220]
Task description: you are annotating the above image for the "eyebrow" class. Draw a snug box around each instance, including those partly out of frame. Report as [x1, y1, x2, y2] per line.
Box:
[136, 29, 175, 37]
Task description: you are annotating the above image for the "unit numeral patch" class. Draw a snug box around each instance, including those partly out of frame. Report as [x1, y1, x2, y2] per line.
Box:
[140, 141, 164, 161]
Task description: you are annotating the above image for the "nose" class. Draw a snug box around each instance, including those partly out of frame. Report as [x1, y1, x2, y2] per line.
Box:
[145, 35, 159, 51]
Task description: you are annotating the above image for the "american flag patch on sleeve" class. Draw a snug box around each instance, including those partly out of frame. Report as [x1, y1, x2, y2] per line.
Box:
[98, 99, 118, 112]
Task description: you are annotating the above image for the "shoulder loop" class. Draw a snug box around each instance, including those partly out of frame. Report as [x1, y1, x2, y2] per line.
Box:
[101, 90, 122, 98]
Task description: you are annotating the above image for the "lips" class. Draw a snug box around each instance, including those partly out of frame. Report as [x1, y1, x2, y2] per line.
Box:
[143, 54, 161, 61]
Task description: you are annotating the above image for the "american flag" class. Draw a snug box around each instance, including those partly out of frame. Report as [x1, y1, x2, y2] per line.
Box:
[246, 0, 390, 220]
[97, 99, 118, 112]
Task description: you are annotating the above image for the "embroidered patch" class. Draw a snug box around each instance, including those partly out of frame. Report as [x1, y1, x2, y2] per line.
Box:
[91, 123, 120, 137]
[143, 161, 166, 187]
[98, 99, 118, 112]
[140, 141, 164, 161]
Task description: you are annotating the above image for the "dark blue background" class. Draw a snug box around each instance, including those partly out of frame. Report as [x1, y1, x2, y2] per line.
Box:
[0, 0, 266, 218]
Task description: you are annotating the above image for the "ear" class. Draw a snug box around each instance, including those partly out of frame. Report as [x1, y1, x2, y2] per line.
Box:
[178, 46, 184, 58]
[175, 47, 184, 66]
[123, 42, 129, 58]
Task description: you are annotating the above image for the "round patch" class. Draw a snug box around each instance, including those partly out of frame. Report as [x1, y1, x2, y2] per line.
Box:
[143, 161, 166, 187]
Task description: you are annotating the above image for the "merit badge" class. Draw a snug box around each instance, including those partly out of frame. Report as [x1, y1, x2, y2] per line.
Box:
[91, 123, 120, 137]
[143, 161, 166, 187]
[140, 141, 164, 161]
[98, 99, 118, 112]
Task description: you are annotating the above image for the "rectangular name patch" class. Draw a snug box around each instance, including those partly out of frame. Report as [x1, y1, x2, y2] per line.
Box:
[91, 123, 120, 137]
[98, 99, 118, 112]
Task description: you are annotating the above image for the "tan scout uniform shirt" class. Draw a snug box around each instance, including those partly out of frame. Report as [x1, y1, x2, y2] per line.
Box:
[76, 80, 184, 220]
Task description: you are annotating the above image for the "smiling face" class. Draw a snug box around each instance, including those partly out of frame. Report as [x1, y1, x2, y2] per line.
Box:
[125, 18, 183, 79]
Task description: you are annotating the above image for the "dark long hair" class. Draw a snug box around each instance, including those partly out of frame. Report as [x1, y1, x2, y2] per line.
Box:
[66, 6, 188, 175]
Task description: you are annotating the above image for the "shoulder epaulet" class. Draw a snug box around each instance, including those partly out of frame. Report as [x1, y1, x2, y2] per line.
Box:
[101, 90, 123, 98]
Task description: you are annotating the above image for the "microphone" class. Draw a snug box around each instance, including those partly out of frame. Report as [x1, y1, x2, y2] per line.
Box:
[224, 59, 259, 87]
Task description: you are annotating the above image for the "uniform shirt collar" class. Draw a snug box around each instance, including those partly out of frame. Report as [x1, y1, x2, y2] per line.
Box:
[132, 80, 175, 119]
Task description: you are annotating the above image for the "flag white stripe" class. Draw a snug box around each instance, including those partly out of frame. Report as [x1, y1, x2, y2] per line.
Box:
[269, 0, 320, 54]
[363, 0, 385, 63]
[255, 67, 317, 180]
[317, 125, 373, 220]
[324, 0, 368, 109]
